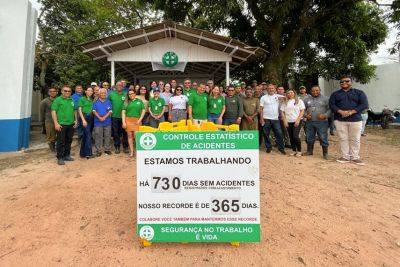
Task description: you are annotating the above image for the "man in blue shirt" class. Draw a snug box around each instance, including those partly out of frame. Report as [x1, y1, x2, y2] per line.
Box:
[93, 88, 113, 157]
[72, 85, 84, 141]
[329, 75, 368, 165]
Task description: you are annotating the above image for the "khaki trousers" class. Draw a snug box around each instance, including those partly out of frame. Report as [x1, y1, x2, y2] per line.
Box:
[334, 120, 362, 160]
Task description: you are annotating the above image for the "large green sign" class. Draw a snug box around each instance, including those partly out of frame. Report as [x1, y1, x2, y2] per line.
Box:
[136, 131, 260, 243]
[162, 51, 179, 67]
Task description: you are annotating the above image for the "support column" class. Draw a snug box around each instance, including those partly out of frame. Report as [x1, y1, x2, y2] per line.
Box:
[111, 61, 115, 86]
[226, 61, 230, 87]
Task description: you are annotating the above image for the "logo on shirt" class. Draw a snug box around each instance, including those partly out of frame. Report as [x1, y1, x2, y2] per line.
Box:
[140, 133, 157, 150]
[232, 100, 236, 103]
[122, 96, 126, 101]
[158, 103, 162, 106]
[71, 102, 74, 107]
[218, 99, 221, 103]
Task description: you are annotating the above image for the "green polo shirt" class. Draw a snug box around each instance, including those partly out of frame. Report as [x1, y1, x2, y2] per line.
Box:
[107, 91, 126, 118]
[123, 99, 144, 118]
[188, 91, 208, 120]
[51, 96, 75, 125]
[78, 96, 93, 114]
[148, 97, 165, 115]
[183, 88, 196, 97]
[208, 95, 225, 114]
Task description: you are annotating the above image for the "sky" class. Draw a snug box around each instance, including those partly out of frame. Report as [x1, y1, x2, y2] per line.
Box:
[31, 0, 399, 65]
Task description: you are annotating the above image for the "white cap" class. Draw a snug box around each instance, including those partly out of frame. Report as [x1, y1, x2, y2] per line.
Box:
[90, 82, 97, 86]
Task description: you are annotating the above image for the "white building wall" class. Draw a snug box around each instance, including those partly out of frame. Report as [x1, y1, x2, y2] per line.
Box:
[0, 0, 37, 151]
[319, 63, 400, 111]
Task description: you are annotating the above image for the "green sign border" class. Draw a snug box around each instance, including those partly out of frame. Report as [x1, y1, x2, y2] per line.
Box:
[136, 131, 259, 151]
[138, 223, 260, 242]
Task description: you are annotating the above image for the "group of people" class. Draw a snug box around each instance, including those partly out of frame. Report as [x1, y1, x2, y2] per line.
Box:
[40, 75, 368, 166]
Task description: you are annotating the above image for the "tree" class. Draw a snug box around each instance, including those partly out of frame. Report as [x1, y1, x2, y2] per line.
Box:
[35, 0, 160, 94]
[144, 0, 387, 84]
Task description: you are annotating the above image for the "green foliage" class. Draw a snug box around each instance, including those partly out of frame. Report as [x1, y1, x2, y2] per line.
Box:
[35, 0, 159, 93]
[145, 0, 388, 84]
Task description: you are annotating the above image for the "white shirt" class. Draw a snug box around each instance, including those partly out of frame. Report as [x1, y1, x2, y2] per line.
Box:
[169, 95, 188, 110]
[280, 99, 305, 123]
[260, 94, 280, 120]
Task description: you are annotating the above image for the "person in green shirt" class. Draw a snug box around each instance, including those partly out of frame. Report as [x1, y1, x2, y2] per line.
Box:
[188, 83, 208, 126]
[40, 87, 58, 152]
[183, 78, 196, 97]
[78, 87, 94, 159]
[148, 88, 165, 128]
[223, 85, 244, 126]
[51, 86, 77, 165]
[122, 89, 145, 157]
[207, 85, 225, 124]
[107, 81, 128, 154]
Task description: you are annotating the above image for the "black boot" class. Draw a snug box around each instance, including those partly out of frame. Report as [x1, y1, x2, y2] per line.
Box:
[303, 143, 314, 156]
[322, 146, 328, 160]
[49, 142, 56, 153]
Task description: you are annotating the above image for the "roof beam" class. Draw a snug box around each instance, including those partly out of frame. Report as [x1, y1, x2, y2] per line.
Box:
[197, 32, 203, 45]
[143, 29, 150, 43]
[173, 28, 256, 56]
[82, 28, 167, 53]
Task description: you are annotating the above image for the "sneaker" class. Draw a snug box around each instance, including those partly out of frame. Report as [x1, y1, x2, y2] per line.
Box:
[63, 156, 74, 161]
[115, 147, 120, 154]
[336, 157, 350, 163]
[352, 159, 366, 166]
[279, 150, 286, 155]
[296, 152, 302, 157]
[123, 147, 129, 154]
[57, 159, 65, 165]
[266, 148, 272, 153]
[104, 151, 112, 155]
[289, 152, 297, 156]
[96, 152, 102, 157]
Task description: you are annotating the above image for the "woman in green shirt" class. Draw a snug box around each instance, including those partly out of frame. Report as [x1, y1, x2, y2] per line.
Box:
[148, 88, 165, 128]
[122, 89, 145, 157]
[78, 87, 94, 159]
[207, 86, 226, 124]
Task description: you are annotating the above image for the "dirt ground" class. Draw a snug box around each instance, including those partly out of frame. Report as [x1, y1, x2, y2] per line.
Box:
[1, 127, 399, 266]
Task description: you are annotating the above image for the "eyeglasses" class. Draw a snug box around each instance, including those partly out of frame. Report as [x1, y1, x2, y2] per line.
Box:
[63, 90, 71, 93]
[176, 89, 182, 91]
[128, 93, 135, 96]
[340, 80, 351, 84]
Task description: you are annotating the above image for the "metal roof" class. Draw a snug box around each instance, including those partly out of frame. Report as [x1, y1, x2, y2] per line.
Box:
[80, 20, 266, 82]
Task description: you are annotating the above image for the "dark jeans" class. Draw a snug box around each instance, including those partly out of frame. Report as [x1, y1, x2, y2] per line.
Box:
[111, 117, 128, 149]
[80, 113, 93, 157]
[56, 124, 74, 160]
[223, 117, 236, 125]
[263, 119, 284, 151]
[328, 115, 335, 133]
[287, 122, 302, 152]
[280, 119, 290, 145]
[142, 112, 150, 126]
[208, 113, 221, 124]
[305, 121, 329, 147]
[149, 115, 165, 128]
[258, 114, 264, 147]
[76, 115, 84, 139]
